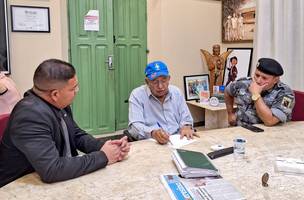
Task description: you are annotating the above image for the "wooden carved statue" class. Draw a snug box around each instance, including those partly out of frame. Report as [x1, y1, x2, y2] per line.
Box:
[200, 44, 232, 96]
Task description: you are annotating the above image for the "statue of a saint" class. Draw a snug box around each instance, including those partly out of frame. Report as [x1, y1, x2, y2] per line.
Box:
[200, 44, 232, 96]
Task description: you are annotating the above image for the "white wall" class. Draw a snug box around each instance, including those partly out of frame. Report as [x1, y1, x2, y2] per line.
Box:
[147, 0, 253, 91]
[7, 0, 68, 94]
[7, 0, 253, 98]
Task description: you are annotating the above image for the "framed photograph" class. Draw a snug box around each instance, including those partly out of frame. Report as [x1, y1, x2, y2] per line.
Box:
[11, 5, 50, 32]
[183, 74, 210, 101]
[0, 0, 10, 74]
[222, 0, 256, 43]
[223, 48, 253, 86]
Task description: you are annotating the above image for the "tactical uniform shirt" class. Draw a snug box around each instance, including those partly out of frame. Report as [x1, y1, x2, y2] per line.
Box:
[226, 77, 295, 125]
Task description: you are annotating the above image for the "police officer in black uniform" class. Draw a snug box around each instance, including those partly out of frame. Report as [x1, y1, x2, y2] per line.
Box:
[225, 58, 295, 126]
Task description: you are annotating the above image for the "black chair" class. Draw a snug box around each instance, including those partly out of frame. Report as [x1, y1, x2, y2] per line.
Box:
[123, 129, 138, 142]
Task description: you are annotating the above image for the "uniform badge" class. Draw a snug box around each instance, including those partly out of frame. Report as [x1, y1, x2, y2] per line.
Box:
[281, 96, 292, 108]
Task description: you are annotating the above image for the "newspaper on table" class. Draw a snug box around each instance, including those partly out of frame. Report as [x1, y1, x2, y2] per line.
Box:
[160, 174, 245, 200]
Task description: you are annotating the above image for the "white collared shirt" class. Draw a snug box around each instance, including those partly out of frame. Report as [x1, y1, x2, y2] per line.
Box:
[128, 84, 193, 139]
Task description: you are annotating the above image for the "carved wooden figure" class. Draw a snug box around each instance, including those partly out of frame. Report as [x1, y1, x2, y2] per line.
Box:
[200, 44, 232, 96]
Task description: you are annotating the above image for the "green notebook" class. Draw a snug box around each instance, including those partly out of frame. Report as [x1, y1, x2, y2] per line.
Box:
[177, 149, 217, 171]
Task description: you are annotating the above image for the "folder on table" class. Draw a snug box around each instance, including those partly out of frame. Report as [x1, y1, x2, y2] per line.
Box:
[172, 149, 219, 178]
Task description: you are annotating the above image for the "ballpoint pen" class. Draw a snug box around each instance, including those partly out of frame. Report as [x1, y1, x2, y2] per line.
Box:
[157, 122, 162, 129]
[157, 122, 172, 145]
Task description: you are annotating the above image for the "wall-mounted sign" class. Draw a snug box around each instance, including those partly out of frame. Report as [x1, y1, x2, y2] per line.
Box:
[11, 5, 50, 32]
[84, 10, 99, 31]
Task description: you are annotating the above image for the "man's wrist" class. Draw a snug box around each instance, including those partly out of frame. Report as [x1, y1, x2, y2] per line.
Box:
[182, 124, 193, 129]
[251, 93, 261, 101]
[227, 110, 234, 115]
[151, 130, 158, 139]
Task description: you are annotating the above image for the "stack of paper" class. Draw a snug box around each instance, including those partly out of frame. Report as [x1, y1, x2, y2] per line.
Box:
[172, 149, 219, 178]
[275, 157, 304, 174]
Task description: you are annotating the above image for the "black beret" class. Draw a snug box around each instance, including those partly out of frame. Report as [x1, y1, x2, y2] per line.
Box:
[256, 58, 284, 76]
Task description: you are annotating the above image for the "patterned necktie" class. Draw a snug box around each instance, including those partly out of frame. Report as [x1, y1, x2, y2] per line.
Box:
[60, 110, 72, 157]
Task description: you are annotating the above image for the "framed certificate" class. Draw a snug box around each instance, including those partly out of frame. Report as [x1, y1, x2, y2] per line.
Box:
[11, 5, 50, 32]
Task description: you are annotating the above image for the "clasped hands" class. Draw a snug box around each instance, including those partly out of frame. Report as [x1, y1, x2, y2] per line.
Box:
[101, 136, 131, 165]
[151, 126, 199, 145]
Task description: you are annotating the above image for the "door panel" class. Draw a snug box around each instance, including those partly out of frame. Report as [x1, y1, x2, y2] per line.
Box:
[69, 0, 115, 134]
[69, 0, 147, 134]
[114, 0, 147, 130]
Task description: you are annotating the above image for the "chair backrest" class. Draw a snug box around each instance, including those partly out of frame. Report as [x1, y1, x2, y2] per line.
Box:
[0, 114, 10, 141]
[291, 90, 304, 121]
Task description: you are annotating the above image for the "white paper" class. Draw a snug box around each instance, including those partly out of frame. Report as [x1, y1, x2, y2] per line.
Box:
[84, 10, 99, 31]
[169, 134, 196, 149]
[148, 134, 196, 148]
[275, 157, 304, 174]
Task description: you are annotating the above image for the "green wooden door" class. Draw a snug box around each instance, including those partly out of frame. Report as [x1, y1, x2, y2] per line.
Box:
[68, 0, 146, 134]
[114, 0, 147, 129]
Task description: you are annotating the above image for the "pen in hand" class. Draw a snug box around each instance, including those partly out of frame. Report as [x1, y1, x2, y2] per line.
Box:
[156, 122, 172, 145]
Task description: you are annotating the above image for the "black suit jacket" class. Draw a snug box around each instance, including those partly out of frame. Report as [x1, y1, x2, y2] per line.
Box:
[0, 90, 108, 187]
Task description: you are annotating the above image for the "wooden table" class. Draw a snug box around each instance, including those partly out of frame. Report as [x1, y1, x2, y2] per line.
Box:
[187, 100, 235, 129]
[1, 122, 304, 200]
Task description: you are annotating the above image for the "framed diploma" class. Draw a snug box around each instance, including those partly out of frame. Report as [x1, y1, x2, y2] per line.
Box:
[11, 5, 50, 32]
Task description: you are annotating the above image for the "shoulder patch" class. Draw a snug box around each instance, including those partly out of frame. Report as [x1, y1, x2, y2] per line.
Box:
[281, 96, 293, 109]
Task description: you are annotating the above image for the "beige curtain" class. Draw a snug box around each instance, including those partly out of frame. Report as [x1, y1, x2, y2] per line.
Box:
[253, 0, 304, 91]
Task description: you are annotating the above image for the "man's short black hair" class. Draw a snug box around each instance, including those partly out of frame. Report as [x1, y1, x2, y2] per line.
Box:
[33, 59, 76, 91]
[230, 56, 238, 62]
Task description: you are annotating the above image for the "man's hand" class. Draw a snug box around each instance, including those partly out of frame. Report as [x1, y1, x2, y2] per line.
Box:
[100, 140, 121, 165]
[249, 80, 266, 95]
[110, 136, 131, 161]
[180, 126, 199, 140]
[151, 129, 169, 145]
[228, 112, 237, 126]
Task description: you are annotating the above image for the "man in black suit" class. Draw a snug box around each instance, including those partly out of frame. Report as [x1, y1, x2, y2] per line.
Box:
[0, 59, 130, 187]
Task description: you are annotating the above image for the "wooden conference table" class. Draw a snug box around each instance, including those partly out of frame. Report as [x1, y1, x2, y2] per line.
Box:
[1, 122, 304, 200]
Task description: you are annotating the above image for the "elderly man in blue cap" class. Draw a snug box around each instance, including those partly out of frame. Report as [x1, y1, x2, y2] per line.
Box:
[128, 61, 197, 144]
[225, 58, 295, 126]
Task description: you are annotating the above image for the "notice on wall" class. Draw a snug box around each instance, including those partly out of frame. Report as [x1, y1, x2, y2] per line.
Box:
[84, 10, 99, 31]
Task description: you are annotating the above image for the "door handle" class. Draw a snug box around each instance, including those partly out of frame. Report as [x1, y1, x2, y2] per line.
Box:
[105, 55, 114, 70]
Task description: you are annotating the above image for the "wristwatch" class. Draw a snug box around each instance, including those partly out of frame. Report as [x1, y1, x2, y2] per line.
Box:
[251, 93, 261, 101]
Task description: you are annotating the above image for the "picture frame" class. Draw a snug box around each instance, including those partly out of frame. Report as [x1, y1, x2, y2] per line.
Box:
[222, 0, 256, 43]
[0, 0, 10, 74]
[11, 5, 50, 32]
[183, 74, 210, 101]
[223, 48, 253, 86]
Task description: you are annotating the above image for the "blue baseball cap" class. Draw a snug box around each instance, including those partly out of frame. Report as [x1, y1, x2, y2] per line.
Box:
[145, 61, 169, 80]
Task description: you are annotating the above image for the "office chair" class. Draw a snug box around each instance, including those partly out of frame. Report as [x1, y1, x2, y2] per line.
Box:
[0, 113, 10, 141]
[291, 90, 304, 121]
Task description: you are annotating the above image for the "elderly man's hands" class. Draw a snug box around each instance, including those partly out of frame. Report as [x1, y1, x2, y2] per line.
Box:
[151, 129, 170, 145]
[180, 125, 200, 140]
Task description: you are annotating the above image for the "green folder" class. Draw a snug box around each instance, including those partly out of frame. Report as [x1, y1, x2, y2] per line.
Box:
[177, 149, 217, 171]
